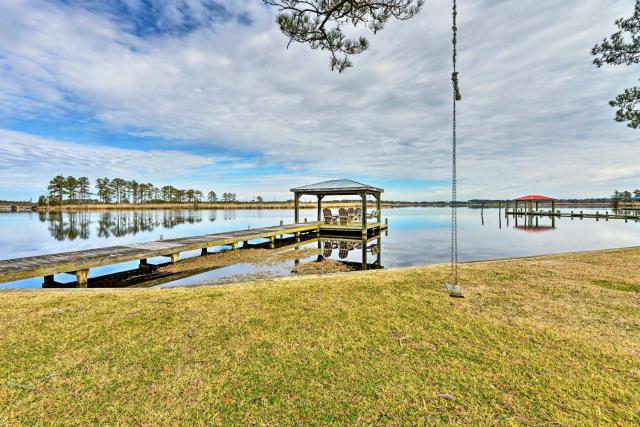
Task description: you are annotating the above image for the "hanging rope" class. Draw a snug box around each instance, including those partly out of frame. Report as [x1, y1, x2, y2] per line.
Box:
[448, 0, 463, 297]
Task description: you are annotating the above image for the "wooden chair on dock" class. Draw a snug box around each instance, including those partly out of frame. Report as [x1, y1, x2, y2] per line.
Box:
[366, 209, 380, 221]
[323, 208, 337, 224]
[338, 208, 353, 225]
[354, 208, 362, 222]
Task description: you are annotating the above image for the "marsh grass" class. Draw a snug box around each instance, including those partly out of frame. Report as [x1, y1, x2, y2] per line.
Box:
[0, 248, 639, 425]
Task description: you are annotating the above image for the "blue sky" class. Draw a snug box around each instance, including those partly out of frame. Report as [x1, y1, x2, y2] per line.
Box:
[0, 0, 638, 201]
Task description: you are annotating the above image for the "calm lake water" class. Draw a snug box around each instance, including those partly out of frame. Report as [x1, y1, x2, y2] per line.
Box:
[1, 207, 639, 289]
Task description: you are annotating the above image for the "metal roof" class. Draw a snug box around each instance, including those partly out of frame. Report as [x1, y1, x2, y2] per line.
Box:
[514, 194, 556, 201]
[290, 179, 383, 193]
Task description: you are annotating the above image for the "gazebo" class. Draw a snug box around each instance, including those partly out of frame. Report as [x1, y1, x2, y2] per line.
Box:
[290, 179, 383, 235]
[514, 194, 556, 213]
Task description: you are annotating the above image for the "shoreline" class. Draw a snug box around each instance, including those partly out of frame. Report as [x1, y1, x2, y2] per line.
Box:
[0, 201, 624, 213]
[3, 245, 638, 292]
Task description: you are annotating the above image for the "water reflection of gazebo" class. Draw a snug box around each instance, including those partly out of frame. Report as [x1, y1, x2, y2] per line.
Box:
[317, 235, 382, 270]
[290, 179, 385, 235]
[514, 213, 556, 231]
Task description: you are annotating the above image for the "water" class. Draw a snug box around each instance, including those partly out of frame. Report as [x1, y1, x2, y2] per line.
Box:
[1, 207, 638, 289]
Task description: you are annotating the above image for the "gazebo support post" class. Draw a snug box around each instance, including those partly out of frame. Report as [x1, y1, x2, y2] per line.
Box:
[294, 192, 300, 224]
[361, 192, 368, 236]
[375, 194, 382, 224]
[317, 195, 324, 222]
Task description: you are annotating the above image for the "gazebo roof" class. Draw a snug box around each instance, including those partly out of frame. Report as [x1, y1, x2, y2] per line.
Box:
[290, 179, 383, 194]
[514, 195, 556, 201]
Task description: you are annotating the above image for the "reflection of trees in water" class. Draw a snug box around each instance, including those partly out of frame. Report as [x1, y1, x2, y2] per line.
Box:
[41, 211, 91, 241]
[223, 210, 236, 221]
[42, 210, 204, 240]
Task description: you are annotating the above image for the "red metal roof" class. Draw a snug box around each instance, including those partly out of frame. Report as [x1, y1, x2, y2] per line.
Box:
[514, 195, 556, 201]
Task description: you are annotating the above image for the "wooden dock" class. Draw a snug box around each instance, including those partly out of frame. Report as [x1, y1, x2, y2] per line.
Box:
[0, 222, 322, 287]
[0, 220, 388, 287]
[505, 209, 640, 221]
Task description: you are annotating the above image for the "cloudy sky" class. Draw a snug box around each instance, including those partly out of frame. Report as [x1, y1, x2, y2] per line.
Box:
[0, 0, 638, 201]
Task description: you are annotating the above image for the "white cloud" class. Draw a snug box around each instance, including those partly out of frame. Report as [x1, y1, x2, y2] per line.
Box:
[0, 129, 222, 197]
[0, 0, 638, 199]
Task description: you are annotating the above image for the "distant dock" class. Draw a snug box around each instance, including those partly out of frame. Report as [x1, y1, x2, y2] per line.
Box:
[505, 209, 640, 222]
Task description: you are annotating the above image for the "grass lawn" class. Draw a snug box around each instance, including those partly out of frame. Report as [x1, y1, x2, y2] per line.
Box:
[1, 248, 639, 425]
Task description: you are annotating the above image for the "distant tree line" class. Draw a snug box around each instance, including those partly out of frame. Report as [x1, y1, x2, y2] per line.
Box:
[611, 189, 640, 203]
[40, 175, 246, 206]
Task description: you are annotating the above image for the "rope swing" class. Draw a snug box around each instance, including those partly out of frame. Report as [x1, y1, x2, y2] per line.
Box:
[446, 0, 464, 298]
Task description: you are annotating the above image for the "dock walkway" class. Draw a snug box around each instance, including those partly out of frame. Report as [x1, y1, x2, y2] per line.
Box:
[0, 222, 322, 287]
[505, 209, 640, 221]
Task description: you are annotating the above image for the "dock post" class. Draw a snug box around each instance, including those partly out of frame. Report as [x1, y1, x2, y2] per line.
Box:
[232, 242, 237, 250]
[294, 193, 300, 224]
[269, 236, 275, 249]
[167, 253, 179, 264]
[139, 258, 154, 271]
[201, 248, 208, 256]
[243, 240, 249, 247]
[317, 195, 324, 222]
[75, 269, 89, 288]
[44, 274, 55, 285]
[295, 232, 300, 242]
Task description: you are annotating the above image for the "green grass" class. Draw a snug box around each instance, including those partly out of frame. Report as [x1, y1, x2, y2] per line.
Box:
[1, 248, 639, 425]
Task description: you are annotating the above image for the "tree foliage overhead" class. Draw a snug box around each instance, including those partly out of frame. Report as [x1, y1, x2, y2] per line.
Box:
[592, 1, 640, 128]
[263, 0, 424, 72]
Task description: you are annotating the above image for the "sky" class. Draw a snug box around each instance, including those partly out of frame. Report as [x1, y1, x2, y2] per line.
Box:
[0, 0, 638, 201]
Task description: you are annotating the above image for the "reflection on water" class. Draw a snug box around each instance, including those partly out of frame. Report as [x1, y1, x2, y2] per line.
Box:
[317, 236, 382, 270]
[1, 207, 640, 289]
[39, 210, 210, 241]
[152, 234, 384, 289]
[512, 214, 556, 232]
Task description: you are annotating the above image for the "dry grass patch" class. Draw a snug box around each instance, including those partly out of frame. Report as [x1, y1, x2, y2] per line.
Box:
[0, 248, 639, 425]
[292, 259, 351, 275]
